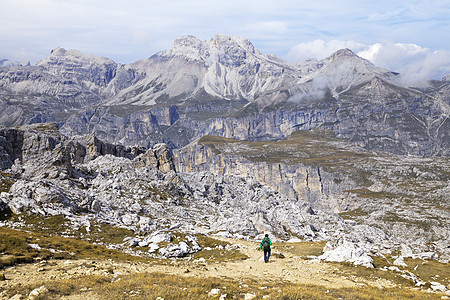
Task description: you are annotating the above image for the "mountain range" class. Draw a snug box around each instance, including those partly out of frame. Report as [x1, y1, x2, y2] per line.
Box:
[0, 34, 448, 156]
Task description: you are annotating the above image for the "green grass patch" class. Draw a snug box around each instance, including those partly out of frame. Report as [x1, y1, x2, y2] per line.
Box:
[344, 188, 396, 199]
[85, 222, 135, 245]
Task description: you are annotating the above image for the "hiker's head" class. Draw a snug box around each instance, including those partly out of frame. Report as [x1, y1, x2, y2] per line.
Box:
[265, 234, 268, 237]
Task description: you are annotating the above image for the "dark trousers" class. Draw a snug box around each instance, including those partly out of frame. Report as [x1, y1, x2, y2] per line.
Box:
[264, 248, 271, 263]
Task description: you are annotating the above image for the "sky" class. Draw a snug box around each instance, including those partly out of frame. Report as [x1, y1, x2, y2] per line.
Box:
[1, 0, 450, 83]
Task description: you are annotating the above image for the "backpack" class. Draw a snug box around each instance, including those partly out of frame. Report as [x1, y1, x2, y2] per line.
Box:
[262, 237, 270, 250]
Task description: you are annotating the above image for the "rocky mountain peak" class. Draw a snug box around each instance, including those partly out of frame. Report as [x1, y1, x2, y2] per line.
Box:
[210, 34, 255, 53]
[0, 34, 448, 157]
[39, 47, 116, 69]
[308, 47, 393, 90]
[163, 34, 257, 66]
[36, 47, 118, 87]
[329, 48, 357, 60]
[49, 47, 68, 56]
[172, 35, 203, 52]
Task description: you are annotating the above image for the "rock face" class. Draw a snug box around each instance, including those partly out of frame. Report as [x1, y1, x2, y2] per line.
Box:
[1, 34, 448, 156]
[173, 141, 355, 212]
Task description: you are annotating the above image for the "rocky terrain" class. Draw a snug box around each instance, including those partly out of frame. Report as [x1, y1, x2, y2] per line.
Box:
[0, 34, 448, 155]
[0, 125, 447, 277]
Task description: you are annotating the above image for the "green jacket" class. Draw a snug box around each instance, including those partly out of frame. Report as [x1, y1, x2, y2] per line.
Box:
[260, 237, 272, 250]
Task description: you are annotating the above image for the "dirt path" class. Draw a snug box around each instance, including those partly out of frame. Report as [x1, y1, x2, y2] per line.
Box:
[181, 238, 393, 288]
[0, 238, 396, 299]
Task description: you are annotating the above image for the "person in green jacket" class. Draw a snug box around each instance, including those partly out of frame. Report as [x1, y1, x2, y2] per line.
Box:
[260, 234, 272, 263]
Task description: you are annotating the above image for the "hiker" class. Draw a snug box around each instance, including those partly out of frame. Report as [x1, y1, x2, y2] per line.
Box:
[260, 234, 272, 263]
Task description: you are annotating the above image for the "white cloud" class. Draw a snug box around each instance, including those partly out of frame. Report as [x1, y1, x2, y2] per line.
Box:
[246, 21, 289, 35]
[286, 40, 367, 61]
[357, 42, 450, 85]
[287, 39, 450, 85]
[288, 76, 331, 103]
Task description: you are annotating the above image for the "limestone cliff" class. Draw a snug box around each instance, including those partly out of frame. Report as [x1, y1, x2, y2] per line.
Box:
[173, 142, 356, 212]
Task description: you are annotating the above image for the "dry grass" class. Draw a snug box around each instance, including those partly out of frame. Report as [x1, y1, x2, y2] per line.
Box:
[192, 234, 248, 261]
[0, 171, 17, 195]
[8, 213, 137, 245]
[198, 130, 370, 167]
[404, 258, 450, 284]
[3, 271, 445, 300]
[274, 241, 326, 258]
[0, 226, 149, 269]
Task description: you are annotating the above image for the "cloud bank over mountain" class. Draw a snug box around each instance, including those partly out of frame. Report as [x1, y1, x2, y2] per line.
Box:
[287, 40, 450, 85]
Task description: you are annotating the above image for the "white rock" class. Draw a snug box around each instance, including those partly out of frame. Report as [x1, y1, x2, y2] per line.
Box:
[401, 244, 413, 257]
[159, 242, 192, 257]
[430, 282, 447, 292]
[244, 293, 257, 300]
[393, 256, 408, 267]
[148, 232, 171, 244]
[138, 216, 153, 226]
[148, 243, 159, 253]
[413, 252, 437, 260]
[208, 288, 221, 296]
[323, 241, 333, 252]
[287, 237, 302, 243]
[28, 286, 49, 299]
[388, 266, 401, 272]
[138, 241, 149, 247]
[28, 244, 42, 250]
[126, 238, 141, 247]
[318, 240, 374, 268]
[121, 213, 139, 226]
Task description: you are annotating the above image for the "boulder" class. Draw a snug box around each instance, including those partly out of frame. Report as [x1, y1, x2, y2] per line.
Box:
[159, 242, 191, 257]
[319, 240, 374, 268]
[393, 256, 408, 267]
[147, 232, 171, 244]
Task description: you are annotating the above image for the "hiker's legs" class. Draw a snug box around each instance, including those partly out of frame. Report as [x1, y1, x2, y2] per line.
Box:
[264, 249, 271, 263]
